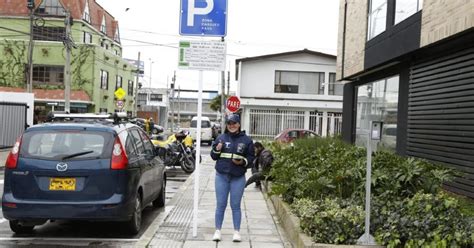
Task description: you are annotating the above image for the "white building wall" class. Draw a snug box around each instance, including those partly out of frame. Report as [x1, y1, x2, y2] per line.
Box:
[240, 53, 338, 101]
[237, 52, 343, 138]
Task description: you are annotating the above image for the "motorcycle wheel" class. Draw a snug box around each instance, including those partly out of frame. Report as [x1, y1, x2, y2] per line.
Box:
[181, 154, 195, 174]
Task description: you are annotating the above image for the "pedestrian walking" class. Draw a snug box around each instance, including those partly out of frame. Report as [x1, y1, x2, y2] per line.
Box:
[210, 114, 255, 242]
[245, 142, 274, 188]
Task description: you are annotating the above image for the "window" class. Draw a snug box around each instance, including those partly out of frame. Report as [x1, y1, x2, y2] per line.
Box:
[367, 0, 387, 40]
[100, 70, 108, 90]
[33, 26, 65, 41]
[99, 108, 107, 113]
[32, 65, 64, 85]
[116, 75, 122, 90]
[128, 80, 134, 96]
[328, 73, 343, 96]
[36, 0, 65, 16]
[138, 130, 155, 157]
[275, 71, 325, 94]
[137, 93, 147, 106]
[150, 94, 162, 102]
[100, 15, 107, 33]
[130, 129, 145, 155]
[395, 0, 423, 24]
[83, 32, 92, 44]
[82, 0, 91, 23]
[355, 75, 399, 151]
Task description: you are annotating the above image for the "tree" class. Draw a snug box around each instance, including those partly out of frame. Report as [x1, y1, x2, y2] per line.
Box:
[210, 94, 227, 112]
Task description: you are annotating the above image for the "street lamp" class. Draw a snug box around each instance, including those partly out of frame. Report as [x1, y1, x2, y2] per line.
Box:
[149, 59, 154, 88]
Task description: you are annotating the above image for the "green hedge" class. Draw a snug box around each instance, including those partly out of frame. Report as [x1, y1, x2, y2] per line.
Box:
[269, 137, 474, 247]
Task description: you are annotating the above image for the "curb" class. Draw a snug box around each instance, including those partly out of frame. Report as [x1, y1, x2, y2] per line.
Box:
[263, 182, 384, 248]
[135, 170, 195, 248]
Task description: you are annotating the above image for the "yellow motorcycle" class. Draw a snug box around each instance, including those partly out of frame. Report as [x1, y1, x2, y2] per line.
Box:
[152, 132, 195, 173]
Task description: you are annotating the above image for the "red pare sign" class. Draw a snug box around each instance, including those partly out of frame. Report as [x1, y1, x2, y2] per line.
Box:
[226, 96, 240, 113]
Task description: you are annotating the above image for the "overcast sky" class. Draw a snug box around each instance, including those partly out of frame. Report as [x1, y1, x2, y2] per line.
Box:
[96, 0, 340, 93]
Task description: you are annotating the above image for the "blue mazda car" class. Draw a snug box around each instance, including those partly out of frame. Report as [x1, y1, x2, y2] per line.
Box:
[2, 113, 167, 234]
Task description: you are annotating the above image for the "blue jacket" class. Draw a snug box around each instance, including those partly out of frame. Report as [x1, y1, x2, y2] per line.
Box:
[210, 131, 255, 177]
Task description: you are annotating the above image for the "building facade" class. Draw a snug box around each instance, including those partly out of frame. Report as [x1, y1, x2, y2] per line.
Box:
[0, 0, 137, 121]
[236, 49, 344, 140]
[337, 0, 474, 197]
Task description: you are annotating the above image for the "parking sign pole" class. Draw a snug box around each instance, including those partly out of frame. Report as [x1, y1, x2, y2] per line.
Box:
[192, 70, 203, 237]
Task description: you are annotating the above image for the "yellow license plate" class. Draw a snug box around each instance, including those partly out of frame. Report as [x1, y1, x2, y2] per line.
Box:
[49, 178, 76, 191]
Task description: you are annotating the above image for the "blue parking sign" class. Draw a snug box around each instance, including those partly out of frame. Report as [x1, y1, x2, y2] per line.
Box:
[180, 0, 227, 36]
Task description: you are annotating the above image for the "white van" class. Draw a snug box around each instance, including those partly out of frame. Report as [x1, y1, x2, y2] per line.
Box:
[188, 116, 213, 145]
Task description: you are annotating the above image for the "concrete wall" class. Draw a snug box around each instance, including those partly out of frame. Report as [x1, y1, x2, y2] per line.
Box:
[336, 0, 368, 80]
[420, 0, 474, 47]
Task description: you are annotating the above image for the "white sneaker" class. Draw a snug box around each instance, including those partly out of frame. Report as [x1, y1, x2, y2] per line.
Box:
[232, 231, 241, 242]
[212, 230, 221, 241]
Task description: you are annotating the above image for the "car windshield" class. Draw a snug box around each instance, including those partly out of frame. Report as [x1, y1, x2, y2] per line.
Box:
[191, 120, 211, 128]
[20, 130, 113, 160]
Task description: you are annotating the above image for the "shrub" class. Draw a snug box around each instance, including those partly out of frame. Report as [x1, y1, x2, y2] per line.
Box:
[267, 136, 473, 246]
[292, 198, 365, 244]
[373, 192, 474, 248]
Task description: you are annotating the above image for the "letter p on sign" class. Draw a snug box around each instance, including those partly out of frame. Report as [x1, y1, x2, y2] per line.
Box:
[187, 0, 214, 26]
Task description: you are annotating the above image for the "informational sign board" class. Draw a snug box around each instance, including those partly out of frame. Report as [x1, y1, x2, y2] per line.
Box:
[179, 0, 228, 36]
[226, 96, 240, 113]
[178, 40, 226, 71]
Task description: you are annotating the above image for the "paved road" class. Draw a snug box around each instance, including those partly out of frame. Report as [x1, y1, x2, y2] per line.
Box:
[0, 146, 211, 246]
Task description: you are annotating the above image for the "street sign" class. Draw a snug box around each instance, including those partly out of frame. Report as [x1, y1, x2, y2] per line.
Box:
[114, 87, 126, 100]
[180, 0, 228, 36]
[116, 100, 124, 110]
[178, 40, 226, 71]
[226, 96, 240, 113]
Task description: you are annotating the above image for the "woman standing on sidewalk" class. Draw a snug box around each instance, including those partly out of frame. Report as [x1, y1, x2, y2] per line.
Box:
[210, 114, 255, 242]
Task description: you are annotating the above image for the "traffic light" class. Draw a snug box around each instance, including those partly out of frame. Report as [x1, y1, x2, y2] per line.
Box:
[27, 0, 35, 9]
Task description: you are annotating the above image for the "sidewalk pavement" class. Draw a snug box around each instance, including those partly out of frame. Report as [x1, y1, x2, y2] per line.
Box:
[140, 155, 291, 248]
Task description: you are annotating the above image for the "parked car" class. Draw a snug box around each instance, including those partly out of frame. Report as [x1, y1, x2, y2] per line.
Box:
[2, 113, 166, 235]
[274, 128, 319, 143]
[211, 122, 222, 140]
[184, 116, 213, 145]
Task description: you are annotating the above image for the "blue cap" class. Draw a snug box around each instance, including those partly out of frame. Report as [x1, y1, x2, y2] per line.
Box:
[226, 114, 240, 124]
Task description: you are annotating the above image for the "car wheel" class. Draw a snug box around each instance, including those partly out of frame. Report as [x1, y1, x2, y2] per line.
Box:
[9, 220, 34, 234]
[152, 179, 166, 208]
[152, 128, 159, 134]
[124, 194, 142, 235]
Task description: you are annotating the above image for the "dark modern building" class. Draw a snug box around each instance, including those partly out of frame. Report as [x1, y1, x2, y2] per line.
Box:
[337, 0, 474, 197]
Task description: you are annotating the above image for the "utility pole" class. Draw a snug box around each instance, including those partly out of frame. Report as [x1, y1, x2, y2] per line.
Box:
[133, 52, 141, 117]
[64, 11, 72, 113]
[227, 71, 230, 95]
[220, 37, 226, 133]
[26, 0, 35, 93]
[170, 71, 176, 132]
[177, 85, 181, 126]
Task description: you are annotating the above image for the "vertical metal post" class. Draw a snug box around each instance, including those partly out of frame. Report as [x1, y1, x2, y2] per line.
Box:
[133, 52, 140, 117]
[192, 70, 203, 237]
[26, 7, 34, 93]
[64, 11, 72, 113]
[220, 37, 226, 133]
[171, 71, 176, 132]
[177, 85, 181, 125]
[357, 125, 376, 245]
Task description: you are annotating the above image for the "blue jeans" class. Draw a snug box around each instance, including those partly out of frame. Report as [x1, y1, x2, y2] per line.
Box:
[215, 171, 246, 231]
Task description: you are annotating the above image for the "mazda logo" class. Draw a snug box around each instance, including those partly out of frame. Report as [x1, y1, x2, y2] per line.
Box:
[56, 162, 68, 172]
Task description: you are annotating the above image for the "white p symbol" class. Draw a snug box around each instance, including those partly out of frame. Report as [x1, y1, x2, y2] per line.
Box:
[187, 0, 214, 26]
